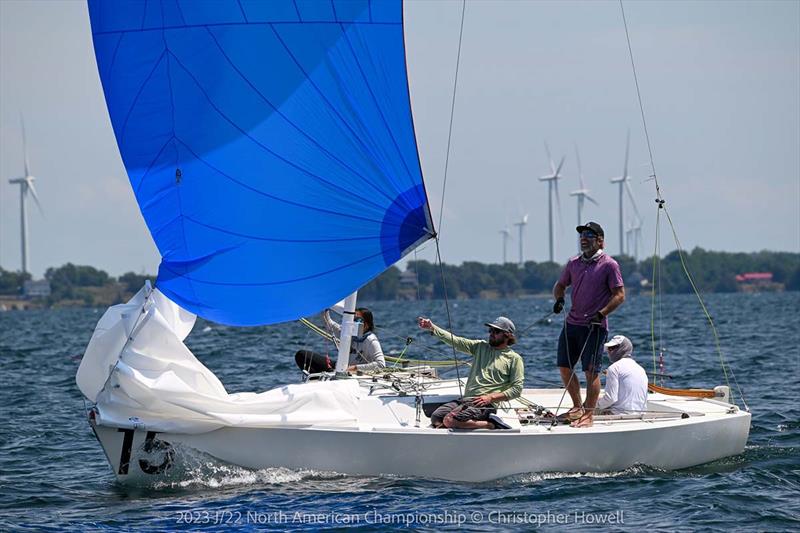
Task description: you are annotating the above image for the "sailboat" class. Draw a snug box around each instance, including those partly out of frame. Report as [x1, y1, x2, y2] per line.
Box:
[78, 0, 750, 484]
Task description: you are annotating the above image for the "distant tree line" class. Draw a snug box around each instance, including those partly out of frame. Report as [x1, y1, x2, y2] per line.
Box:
[358, 248, 800, 300]
[0, 263, 153, 306]
[0, 248, 798, 306]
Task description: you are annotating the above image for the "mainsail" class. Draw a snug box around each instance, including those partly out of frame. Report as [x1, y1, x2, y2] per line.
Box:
[88, 0, 434, 325]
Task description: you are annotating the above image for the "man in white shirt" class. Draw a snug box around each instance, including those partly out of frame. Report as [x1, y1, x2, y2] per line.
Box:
[596, 335, 648, 414]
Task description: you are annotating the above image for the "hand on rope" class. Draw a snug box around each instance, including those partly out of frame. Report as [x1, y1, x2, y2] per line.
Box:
[588, 311, 605, 325]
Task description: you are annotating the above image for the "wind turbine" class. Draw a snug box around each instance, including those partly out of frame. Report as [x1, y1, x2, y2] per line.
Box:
[623, 177, 644, 261]
[499, 226, 512, 264]
[610, 130, 631, 256]
[8, 116, 44, 275]
[513, 214, 528, 266]
[539, 143, 565, 263]
[569, 145, 598, 251]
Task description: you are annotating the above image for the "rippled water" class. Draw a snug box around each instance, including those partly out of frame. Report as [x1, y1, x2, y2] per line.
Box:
[1, 292, 798, 531]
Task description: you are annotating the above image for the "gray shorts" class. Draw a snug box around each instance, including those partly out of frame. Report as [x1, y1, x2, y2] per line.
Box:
[430, 398, 496, 424]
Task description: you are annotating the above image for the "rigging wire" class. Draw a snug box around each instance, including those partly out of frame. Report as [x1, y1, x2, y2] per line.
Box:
[619, 0, 747, 409]
[650, 205, 661, 382]
[428, 0, 468, 398]
[436, 0, 467, 236]
[435, 240, 464, 398]
[518, 310, 555, 336]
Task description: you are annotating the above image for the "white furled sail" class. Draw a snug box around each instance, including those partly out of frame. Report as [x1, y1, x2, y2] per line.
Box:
[78, 284, 360, 434]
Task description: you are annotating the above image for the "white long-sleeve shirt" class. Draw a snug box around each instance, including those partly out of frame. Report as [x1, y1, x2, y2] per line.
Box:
[597, 357, 648, 414]
[323, 312, 386, 372]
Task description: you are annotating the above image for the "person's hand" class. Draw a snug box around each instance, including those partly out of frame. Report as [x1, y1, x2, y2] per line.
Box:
[471, 395, 494, 407]
[588, 311, 604, 325]
[418, 317, 433, 330]
[553, 297, 565, 314]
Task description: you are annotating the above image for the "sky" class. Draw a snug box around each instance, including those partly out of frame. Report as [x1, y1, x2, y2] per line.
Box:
[1, 0, 798, 279]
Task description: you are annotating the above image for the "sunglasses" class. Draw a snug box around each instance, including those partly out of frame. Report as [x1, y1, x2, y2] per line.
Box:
[488, 328, 505, 336]
[580, 231, 598, 239]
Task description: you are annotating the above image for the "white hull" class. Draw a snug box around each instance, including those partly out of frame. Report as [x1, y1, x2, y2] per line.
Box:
[89, 384, 751, 484]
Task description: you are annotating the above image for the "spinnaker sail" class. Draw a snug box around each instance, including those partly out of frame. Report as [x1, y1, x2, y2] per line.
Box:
[88, 0, 434, 325]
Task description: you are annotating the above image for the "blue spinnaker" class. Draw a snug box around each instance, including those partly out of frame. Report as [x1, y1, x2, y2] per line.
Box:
[88, 0, 434, 325]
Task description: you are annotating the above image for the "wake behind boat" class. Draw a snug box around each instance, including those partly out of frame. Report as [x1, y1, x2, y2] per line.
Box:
[78, 0, 750, 484]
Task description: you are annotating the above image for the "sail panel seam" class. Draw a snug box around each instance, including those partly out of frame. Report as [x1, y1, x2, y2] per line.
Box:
[268, 23, 410, 207]
[204, 26, 397, 206]
[92, 21, 400, 37]
[182, 214, 405, 243]
[166, 50, 389, 213]
[160, 247, 388, 287]
[339, 23, 416, 200]
[117, 50, 168, 149]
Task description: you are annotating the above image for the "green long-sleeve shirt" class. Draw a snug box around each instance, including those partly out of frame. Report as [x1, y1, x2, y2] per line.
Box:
[430, 324, 524, 402]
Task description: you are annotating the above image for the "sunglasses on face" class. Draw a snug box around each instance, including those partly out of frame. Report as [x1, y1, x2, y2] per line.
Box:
[488, 329, 505, 336]
[580, 231, 598, 239]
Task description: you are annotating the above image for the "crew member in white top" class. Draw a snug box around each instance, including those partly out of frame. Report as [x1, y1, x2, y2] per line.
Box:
[596, 335, 648, 414]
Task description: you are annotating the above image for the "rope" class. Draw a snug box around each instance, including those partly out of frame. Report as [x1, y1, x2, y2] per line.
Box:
[661, 207, 747, 410]
[620, 0, 747, 410]
[552, 319, 598, 423]
[386, 355, 471, 368]
[650, 205, 661, 383]
[299, 317, 471, 367]
[620, 1, 660, 191]
[434, 240, 464, 398]
[429, 0, 468, 398]
[518, 310, 554, 336]
[436, 0, 467, 236]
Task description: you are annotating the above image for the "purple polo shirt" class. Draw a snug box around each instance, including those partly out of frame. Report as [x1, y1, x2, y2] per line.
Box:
[558, 252, 624, 328]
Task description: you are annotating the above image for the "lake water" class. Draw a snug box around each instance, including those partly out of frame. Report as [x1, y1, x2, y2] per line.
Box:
[1, 292, 798, 531]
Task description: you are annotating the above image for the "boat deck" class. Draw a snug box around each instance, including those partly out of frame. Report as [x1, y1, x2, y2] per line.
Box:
[343, 371, 743, 435]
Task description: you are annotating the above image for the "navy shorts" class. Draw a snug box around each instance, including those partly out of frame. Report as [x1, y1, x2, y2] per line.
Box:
[557, 323, 607, 373]
[430, 398, 495, 424]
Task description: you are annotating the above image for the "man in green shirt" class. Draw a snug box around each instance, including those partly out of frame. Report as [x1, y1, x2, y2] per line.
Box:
[417, 316, 525, 430]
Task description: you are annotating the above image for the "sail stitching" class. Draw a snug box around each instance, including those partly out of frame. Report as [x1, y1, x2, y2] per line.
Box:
[336, 22, 415, 211]
[235, 0, 249, 23]
[165, 50, 390, 213]
[92, 21, 401, 37]
[292, 0, 302, 22]
[338, 24, 417, 200]
[172, 138, 406, 227]
[105, 32, 125, 83]
[204, 26, 398, 206]
[267, 23, 414, 208]
[161, 0, 200, 307]
[161, 247, 389, 286]
[116, 50, 168, 148]
[182, 214, 394, 243]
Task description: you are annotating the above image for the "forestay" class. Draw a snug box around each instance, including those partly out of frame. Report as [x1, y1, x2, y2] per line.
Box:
[88, 0, 434, 325]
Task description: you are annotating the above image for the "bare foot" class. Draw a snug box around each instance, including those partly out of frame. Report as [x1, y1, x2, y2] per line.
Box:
[571, 413, 594, 428]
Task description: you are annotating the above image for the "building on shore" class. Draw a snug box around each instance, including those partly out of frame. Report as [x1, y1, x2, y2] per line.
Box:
[735, 272, 783, 293]
[23, 279, 51, 298]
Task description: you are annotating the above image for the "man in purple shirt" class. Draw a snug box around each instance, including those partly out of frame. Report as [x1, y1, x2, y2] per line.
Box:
[552, 222, 625, 427]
